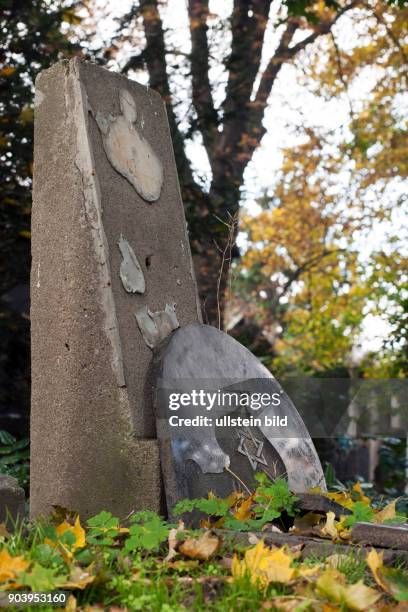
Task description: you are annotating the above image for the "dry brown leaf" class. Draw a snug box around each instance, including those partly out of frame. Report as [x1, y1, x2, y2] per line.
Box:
[165, 520, 184, 561]
[179, 530, 220, 561]
[62, 565, 95, 590]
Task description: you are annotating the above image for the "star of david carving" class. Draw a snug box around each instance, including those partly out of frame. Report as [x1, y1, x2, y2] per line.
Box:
[237, 429, 268, 470]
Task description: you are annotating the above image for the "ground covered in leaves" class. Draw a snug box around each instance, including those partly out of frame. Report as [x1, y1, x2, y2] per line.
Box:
[0, 477, 407, 611]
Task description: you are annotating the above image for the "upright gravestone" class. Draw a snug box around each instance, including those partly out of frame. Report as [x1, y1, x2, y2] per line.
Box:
[30, 58, 201, 518]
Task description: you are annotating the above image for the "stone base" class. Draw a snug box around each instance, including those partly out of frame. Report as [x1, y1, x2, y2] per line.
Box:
[30, 438, 162, 520]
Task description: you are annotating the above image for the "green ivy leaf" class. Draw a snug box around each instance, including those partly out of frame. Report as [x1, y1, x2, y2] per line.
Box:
[343, 501, 375, 527]
[254, 475, 299, 516]
[173, 497, 230, 517]
[19, 564, 66, 591]
[87, 511, 119, 530]
[124, 514, 169, 552]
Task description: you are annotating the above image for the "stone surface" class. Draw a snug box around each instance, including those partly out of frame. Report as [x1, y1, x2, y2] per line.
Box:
[352, 522, 408, 550]
[154, 324, 326, 515]
[31, 58, 201, 518]
[0, 474, 25, 523]
[294, 493, 352, 519]
[217, 530, 408, 564]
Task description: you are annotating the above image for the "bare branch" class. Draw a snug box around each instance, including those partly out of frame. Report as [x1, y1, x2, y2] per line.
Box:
[239, 2, 360, 170]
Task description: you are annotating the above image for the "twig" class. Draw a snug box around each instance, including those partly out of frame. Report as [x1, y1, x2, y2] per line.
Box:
[213, 211, 239, 330]
[224, 465, 253, 496]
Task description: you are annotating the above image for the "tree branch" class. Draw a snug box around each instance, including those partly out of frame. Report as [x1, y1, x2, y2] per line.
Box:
[211, 0, 272, 187]
[240, 1, 360, 169]
[223, 0, 272, 121]
[187, 0, 219, 167]
[138, 0, 197, 192]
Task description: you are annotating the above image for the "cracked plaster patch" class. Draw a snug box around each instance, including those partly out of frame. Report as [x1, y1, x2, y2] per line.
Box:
[95, 89, 163, 202]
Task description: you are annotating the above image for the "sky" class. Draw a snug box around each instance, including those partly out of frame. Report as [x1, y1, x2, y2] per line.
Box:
[80, 0, 405, 355]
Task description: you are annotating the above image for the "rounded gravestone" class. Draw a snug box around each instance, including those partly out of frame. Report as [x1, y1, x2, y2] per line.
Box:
[154, 324, 326, 513]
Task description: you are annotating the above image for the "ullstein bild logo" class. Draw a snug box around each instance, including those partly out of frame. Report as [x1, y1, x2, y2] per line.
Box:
[167, 414, 288, 428]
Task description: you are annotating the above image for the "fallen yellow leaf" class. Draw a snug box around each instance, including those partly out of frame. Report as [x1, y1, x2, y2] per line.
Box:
[179, 530, 219, 561]
[326, 491, 355, 510]
[225, 491, 245, 508]
[297, 564, 321, 577]
[234, 494, 254, 521]
[232, 541, 296, 586]
[342, 580, 382, 611]
[0, 549, 30, 583]
[320, 512, 338, 540]
[353, 482, 371, 505]
[317, 568, 381, 611]
[58, 516, 85, 549]
[46, 516, 86, 560]
[366, 548, 408, 598]
[367, 549, 388, 591]
[308, 487, 355, 510]
[374, 500, 397, 524]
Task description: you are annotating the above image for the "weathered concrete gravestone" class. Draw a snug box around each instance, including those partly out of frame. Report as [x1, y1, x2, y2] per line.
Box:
[31, 58, 325, 519]
[31, 58, 201, 518]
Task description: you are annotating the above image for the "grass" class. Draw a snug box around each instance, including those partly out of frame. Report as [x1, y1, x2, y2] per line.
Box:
[0, 513, 406, 611]
[1, 476, 407, 610]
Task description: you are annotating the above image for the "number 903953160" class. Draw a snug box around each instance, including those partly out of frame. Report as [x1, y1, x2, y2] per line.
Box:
[4, 591, 68, 606]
